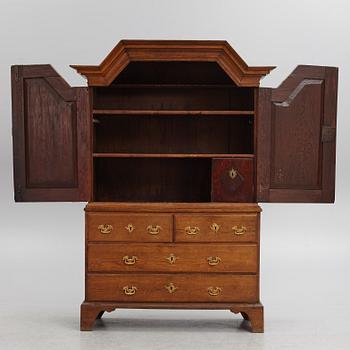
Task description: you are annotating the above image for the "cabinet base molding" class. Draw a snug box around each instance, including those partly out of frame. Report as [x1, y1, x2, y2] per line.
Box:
[80, 301, 264, 332]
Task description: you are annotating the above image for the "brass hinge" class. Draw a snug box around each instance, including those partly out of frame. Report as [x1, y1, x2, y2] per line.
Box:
[321, 126, 336, 143]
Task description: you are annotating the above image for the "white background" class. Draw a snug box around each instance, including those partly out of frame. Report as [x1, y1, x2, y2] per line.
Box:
[0, 1, 349, 349]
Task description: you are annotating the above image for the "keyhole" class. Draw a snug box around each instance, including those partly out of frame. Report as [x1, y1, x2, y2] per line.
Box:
[229, 168, 237, 179]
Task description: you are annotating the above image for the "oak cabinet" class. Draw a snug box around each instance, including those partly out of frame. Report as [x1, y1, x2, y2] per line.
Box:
[11, 40, 338, 332]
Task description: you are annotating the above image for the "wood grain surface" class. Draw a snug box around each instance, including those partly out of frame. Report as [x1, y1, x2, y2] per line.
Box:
[174, 213, 257, 242]
[88, 243, 258, 273]
[87, 273, 258, 303]
[87, 213, 173, 242]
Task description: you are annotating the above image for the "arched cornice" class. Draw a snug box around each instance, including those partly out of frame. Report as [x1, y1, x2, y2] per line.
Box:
[71, 40, 275, 86]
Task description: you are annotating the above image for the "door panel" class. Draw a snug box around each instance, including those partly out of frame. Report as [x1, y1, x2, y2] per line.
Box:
[25, 77, 77, 188]
[257, 65, 338, 203]
[11, 65, 91, 201]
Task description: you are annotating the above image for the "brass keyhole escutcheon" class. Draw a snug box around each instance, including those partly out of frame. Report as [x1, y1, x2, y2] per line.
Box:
[208, 286, 222, 296]
[165, 253, 178, 264]
[228, 168, 237, 179]
[125, 224, 135, 233]
[210, 223, 220, 233]
[122, 255, 138, 265]
[207, 256, 221, 266]
[185, 226, 200, 235]
[147, 225, 162, 235]
[123, 286, 137, 296]
[98, 224, 113, 234]
[165, 283, 178, 294]
[232, 225, 247, 235]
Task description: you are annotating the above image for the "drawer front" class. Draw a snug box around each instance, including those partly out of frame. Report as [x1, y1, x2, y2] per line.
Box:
[88, 243, 258, 273]
[87, 274, 258, 302]
[175, 214, 257, 242]
[87, 213, 173, 242]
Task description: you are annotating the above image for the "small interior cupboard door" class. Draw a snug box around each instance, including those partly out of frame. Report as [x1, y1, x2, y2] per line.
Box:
[257, 65, 338, 203]
[11, 65, 91, 201]
[211, 158, 254, 202]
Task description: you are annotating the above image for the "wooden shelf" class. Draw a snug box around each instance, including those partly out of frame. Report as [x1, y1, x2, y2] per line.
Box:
[107, 84, 238, 89]
[93, 153, 254, 159]
[93, 109, 255, 116]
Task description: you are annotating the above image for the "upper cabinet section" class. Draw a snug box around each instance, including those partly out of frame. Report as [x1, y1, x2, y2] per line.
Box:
[11, 40, 338, 204]
[70, 40, 275, 87]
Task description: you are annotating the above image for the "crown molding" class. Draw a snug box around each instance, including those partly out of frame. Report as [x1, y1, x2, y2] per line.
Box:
[71, 40, 275, 86]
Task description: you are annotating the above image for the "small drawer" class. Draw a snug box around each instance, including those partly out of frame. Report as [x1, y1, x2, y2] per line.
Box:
[87, 273, 258, 303]
[175, 214, 258, 242]
[86, 213, 173, 242]
[211, 158, 254, 202]
[88, 243, 258, 273]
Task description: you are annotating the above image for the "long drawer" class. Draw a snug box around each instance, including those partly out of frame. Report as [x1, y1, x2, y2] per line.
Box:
[86, 213, 173, 242]
[174, 214, 258, 242]
[88, 243, 258, 273]
[87, 274, 258, 302]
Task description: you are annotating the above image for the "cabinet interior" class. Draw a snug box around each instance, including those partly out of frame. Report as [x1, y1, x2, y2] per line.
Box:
[92, 61, 255, 202]
[94, 115, 253, 154]
[94, 158, 212, 202]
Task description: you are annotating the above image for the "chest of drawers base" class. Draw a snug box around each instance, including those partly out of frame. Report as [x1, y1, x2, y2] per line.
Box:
[82, 202, 263, 332]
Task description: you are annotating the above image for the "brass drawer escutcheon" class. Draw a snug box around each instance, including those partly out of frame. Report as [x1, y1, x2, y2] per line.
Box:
[165, 253, 178, 264]
[207, 256, 221, 266]
[228, 168, 238, 179]
[125, 224, 135, 233]
[122, 255, 138, 265]
[210, 222, 220, 233]
[232, 225, 247, 235]
[147, 225, 162, 235]
[123, 286, 137, 296]
[165, 283, 178, 294]
[98, 224, 113, 234]
[207, 286, 222, 296]
[185, 226, 200, 235]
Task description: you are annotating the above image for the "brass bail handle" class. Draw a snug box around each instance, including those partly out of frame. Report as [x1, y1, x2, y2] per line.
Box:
[208, 286, 222, 296]
[207, 256, 221, 266]
[122, 255, 138, 265]
[147, 225, 162, 235]
[185, 226, 200, 235]
[232, 225, 247, 235]
[123, 286, 137, 296]
[98, 224, 113, 234]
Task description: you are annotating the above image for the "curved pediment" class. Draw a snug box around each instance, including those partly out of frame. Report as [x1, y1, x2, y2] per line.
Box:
[71, 40, 275, 87]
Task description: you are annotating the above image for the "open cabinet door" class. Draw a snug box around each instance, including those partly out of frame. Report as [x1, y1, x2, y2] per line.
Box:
[11, 65, 91, 201]
[257, 65, 338, 203]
